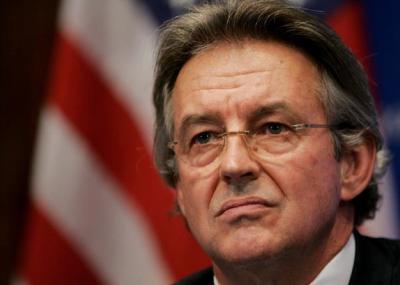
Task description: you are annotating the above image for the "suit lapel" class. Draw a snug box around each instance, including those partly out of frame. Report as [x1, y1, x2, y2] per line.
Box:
[349, 232, 398, 285]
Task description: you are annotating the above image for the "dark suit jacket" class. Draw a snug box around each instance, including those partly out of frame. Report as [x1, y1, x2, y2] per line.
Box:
[173, 233, 400, 285]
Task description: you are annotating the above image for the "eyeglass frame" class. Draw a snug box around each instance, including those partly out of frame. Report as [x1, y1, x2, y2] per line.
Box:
[168, 123, 338, 154]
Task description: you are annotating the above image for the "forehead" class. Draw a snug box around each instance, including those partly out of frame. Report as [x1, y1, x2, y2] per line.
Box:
[172, 40, 325, 129]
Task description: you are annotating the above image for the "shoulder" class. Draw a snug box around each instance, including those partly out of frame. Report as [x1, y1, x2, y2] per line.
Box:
[355, 232, 400, 263]
[172, 267, 214, 285]
[350, 232, 400, 285]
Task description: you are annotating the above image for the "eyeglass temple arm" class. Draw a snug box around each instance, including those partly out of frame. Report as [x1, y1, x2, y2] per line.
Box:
[294, 122, 356, 131]
[292, 123, 335, 131]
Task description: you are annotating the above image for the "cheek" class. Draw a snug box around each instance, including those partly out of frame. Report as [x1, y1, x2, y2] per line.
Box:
[176, 167, 221, 250]
[177, 165, 218, 222]
[273, 145, 342, 219]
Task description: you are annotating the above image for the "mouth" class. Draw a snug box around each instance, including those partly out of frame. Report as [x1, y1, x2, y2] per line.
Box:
[216, 196, 273, 218]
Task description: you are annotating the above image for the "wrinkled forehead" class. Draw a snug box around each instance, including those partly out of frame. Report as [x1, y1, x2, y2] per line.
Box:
[170, 40, 326, 133]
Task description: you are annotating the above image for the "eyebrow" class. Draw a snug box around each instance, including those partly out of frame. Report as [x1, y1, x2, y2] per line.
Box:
[247, 102, 302, 126]
[176, 102, 302, 139]
[177, 113, 223, 140]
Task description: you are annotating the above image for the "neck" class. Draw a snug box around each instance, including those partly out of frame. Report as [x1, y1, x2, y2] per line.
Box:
[213, 204, 355, 285]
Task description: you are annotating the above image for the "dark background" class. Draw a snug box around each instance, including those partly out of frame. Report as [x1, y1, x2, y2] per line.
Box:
[0, 1, 60, 283]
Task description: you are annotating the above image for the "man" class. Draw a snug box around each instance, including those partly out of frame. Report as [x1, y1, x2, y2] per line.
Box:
[152, 0, 400, 284]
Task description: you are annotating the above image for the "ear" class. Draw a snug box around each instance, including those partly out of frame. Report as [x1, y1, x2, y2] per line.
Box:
[340, 139, 376, 201]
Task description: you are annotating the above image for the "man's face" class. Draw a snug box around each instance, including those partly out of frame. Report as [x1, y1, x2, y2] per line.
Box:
[172, 40, 345, 265]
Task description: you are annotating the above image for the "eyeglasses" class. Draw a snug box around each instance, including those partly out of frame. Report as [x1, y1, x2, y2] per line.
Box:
[168, 122, 335, 167]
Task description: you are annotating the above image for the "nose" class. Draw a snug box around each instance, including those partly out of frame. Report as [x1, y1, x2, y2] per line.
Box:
[219, 134, 260, 185]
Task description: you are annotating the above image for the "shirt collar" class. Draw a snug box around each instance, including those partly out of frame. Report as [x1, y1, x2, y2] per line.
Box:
[309, 234, 355, 285]
[213, 234, 355, 285]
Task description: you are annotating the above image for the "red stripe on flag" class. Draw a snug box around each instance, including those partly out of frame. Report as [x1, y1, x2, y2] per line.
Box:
[327, 0, 379, 105]
[327, 1, 373, 84]
[18, 205, 103, 285]
[47, 33, 210, 279]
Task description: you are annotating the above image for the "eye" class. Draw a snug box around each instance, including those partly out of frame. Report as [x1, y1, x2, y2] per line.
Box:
[261, 122, 290, 135]
[191, 131, 217, 145]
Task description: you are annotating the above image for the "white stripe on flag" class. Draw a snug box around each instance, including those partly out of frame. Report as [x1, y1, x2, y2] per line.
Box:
[60, 0, 158, 145]
[362, 167, 400, 239]
[32, 107, 172, 285]
[11, 277, 29, 285]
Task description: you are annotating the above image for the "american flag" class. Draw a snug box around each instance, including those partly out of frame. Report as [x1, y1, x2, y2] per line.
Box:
[16, 0, 399, 284]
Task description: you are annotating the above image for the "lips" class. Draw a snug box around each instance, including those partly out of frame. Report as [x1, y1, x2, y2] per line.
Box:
[216, 196, 272, 217]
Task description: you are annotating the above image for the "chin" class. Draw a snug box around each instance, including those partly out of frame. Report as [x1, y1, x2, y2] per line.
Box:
[209, 230, 279, 266]
[213, 246, 277, 269]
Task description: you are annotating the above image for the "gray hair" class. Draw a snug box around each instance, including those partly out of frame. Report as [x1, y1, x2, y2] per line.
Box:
[153, 0, 389, 225]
